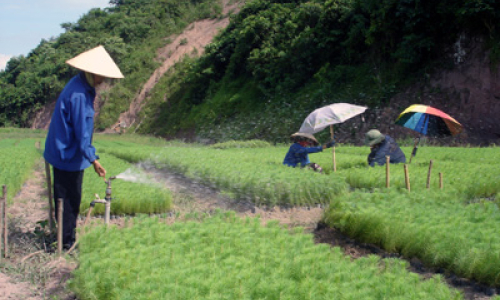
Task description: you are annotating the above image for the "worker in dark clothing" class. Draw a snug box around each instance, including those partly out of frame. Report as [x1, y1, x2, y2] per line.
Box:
[283, 132, 335, 173]
[365, 129, 406, 167]
[44, 45, 124, 250]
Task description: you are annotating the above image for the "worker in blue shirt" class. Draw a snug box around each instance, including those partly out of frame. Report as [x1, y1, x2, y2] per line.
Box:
[44, 45, 124, 250]
[283, 132, 335, 173]
[365, 129, 406, 167]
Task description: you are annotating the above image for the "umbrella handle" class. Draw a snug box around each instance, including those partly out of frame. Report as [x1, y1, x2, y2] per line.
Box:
[408, 137, 420, 163]
[330, 125, 336, 172]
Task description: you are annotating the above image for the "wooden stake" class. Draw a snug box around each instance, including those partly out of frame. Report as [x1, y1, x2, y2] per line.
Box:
[404, 164, 410, 192]
[330, 125, 336, 172]
[44, 161, 54, 233]
[426, 160, 433, 189]
[385, 156, 390, 188]
[0, 185, 4, 259]
[2, 185, 7, 258]
[57, 198, 63, 256]
[439, 172, 443, 189]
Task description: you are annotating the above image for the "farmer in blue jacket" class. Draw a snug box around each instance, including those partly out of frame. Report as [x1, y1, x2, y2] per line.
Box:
[44, 45, 123, 249]
[283, 132, 335, 173]
[365, 129, 406, 167]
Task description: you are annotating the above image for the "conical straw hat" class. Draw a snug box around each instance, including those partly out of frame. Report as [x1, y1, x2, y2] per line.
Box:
[66, 45, 124, 78]
[290, 132, 319, 145]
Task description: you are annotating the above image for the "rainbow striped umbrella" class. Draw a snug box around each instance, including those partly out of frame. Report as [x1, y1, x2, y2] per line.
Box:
[395, 104, 463, 136]
[395, 104, 463, 162]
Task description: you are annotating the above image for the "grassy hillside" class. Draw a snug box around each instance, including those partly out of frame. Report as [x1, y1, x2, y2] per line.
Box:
[135, 0, 500, 143]
[2, 0, 500, 143]
[0, 0, 224, 128]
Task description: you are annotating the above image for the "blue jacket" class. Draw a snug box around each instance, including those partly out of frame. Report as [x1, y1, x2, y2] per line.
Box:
[367, 135, 406, 167]
[44, 72, 99, 171]
[283, 143, 323, 167]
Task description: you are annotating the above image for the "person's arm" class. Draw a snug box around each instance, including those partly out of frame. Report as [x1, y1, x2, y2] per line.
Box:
[294, 145, 323, 154]
[368, 143, 388, 167]
[70, 93, 106, 179]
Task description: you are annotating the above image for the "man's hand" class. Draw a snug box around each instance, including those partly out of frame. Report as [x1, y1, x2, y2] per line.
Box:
[92, 160, 106, 180]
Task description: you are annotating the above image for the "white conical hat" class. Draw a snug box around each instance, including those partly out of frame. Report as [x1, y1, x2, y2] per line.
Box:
[66, 45, 124, 78]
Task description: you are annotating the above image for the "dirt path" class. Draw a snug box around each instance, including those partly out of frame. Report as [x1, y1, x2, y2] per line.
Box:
[0, 160, 77, 300]
[140, 162, 323, 230]
[0, 159, 497, 299]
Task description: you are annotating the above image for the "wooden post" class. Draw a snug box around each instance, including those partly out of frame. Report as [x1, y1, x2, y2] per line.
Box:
[385, 156, 390, 188]
[0, 185, 5, 259]
[426, 160, 433, 189]
[330, 125, 336, 172]
[2, 185, 7, 258]
[404, 164, 410, 192]
[44, 161, 54, 233]
[439, 172, 443, 189]
[57, 198, 63, 256]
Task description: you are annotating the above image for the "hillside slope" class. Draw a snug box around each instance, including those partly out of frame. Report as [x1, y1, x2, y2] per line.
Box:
[31, 0, 242, 131]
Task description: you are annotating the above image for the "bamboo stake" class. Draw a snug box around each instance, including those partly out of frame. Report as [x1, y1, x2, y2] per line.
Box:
[404, 164, 410, 192]
[385, 156, 390, 188]
[439, 172, 443, 189]
[2, 185, 7, 258]
[0, 185, 4, 259]
[57, 198, 63, 256]
[330, 125, 336, 172]
[44, 161, 54, 233]
[426, 160, 433, 189]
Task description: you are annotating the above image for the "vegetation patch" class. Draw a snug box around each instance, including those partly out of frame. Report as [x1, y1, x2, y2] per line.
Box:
[70, 213, 462, 300]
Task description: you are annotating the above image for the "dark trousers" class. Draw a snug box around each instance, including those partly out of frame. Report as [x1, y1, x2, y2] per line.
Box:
[53, 167, 84, 247]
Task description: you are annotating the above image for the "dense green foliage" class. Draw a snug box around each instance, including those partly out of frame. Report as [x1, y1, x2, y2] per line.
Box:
[0, 0, 223, 128]
[70, 213, 463, 300]
[139, 0, 500, 141]
[3, 0, 500, 142]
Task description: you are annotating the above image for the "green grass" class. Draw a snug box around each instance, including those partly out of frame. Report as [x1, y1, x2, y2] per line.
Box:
[0, 138, 42, 201]
[70, 213, 463, 300]
[80, 153, 172, 215]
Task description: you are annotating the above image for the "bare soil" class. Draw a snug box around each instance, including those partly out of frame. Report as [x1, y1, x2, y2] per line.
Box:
[1, 158, 498, 299]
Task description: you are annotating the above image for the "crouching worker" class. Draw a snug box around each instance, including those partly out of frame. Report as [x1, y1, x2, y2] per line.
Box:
[365, 129, 406, 167]
[283, 132, 335, 173]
